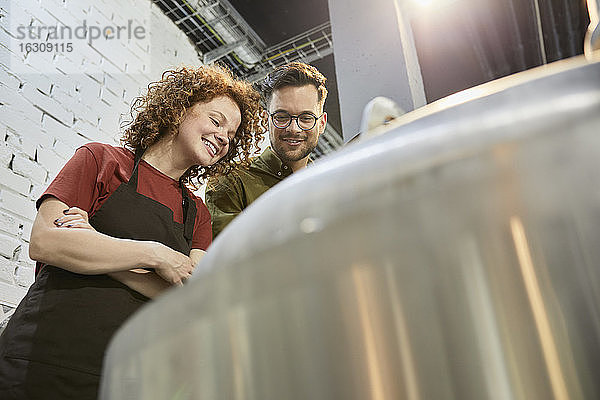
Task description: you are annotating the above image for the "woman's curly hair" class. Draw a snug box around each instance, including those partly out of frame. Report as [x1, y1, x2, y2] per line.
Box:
[121, 65, 266, 186]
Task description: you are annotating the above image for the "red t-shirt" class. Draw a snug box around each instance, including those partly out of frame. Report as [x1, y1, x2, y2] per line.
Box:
[38, 142, 212, 251]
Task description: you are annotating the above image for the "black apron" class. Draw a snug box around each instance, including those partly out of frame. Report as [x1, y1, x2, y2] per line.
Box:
[0, 150, 196, 399]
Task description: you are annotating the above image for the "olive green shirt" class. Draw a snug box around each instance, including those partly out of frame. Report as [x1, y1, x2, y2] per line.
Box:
[206, 147, 295, 238]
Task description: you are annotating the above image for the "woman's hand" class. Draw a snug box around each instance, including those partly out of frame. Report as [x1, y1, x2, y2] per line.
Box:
[56, 206, 193, 286]
[149, 243, 195, 286]
[54, 207, 95, 230]
[55, 205, 193, 286]
[31, 198, 194, 288]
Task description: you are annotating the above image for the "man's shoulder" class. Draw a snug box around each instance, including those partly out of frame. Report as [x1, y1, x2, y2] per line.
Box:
[207, 166, 243, 191]
[213, 150, 271, 179]
[207, 163, 258, 189]
[207, 148, 277, 192]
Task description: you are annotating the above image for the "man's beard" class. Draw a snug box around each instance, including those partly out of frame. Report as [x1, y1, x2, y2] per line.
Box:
[272, 139, 316, 162]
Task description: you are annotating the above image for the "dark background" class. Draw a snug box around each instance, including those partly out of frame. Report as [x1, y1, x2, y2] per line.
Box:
[160, 0, 591, 138]
[226, 0, 342, 134]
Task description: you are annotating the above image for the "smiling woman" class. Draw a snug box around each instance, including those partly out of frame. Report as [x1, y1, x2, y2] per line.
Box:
[171, 96, 243, 168]
[122, 66, 266, 184]
[0, 65, 265, 400]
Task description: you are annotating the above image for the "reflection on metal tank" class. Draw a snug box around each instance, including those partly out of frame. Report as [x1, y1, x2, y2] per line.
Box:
[101, 57, 600, 400]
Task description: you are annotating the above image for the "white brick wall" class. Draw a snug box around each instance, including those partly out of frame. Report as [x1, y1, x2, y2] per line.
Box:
[0, 0, 202, 308]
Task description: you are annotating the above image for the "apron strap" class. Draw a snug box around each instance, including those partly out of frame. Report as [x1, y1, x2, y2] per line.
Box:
[127, 148, 145, 190]
[179, 177, 196, 243]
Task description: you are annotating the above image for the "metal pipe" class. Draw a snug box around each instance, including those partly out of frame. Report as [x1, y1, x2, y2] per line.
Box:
[532, 0, 548, 64]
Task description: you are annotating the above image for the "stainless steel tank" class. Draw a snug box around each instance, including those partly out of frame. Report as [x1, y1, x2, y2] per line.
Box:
[101, 56, 600, 400]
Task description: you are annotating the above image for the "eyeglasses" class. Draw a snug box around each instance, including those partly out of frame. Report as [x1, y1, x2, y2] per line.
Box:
[270, 111, 323, 131]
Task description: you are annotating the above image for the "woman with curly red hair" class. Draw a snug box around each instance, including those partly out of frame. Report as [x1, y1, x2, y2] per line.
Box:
[0, 65, 265, 399]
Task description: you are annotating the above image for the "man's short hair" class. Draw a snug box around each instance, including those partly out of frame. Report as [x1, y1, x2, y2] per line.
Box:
[260, 62, 328, 109]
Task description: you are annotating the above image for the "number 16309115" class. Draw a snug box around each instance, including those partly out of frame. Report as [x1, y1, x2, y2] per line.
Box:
[19, 42, 73, 53]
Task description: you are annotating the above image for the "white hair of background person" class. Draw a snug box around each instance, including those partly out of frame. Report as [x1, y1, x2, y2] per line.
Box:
[359, 96, 405, 141]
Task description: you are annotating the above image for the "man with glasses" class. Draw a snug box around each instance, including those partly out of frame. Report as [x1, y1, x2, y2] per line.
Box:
[206, 62, 328, 238]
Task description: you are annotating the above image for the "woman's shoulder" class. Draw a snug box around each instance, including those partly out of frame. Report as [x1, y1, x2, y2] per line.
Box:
[80, 142, 134, 163]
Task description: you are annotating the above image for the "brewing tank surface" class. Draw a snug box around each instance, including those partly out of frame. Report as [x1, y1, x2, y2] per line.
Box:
[101, 57, 600, 400]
